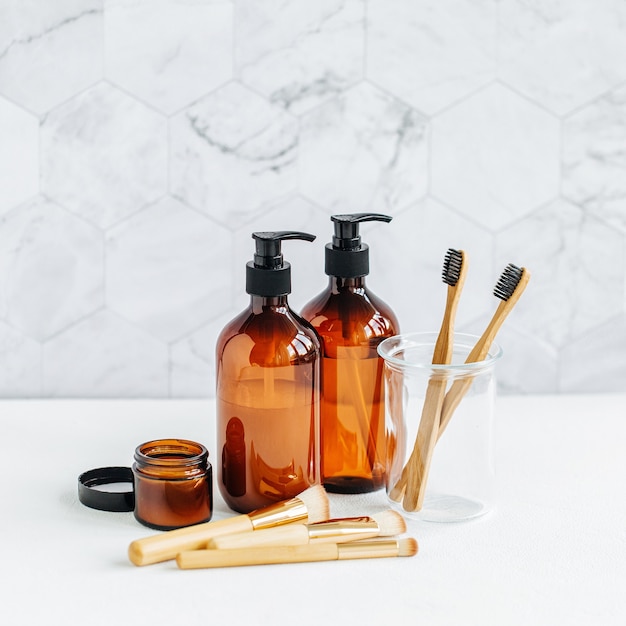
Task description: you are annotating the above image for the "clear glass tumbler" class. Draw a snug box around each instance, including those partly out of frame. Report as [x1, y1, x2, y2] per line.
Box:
[378, 332, 502, 522]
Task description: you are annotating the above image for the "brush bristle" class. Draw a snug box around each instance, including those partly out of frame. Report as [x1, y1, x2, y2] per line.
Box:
[371, 510, 407, 536]
[442, 248, 463, 287]
[398, 537, 419, 557]
[494, 263, 524, 301]
[297, 484, 330, 523]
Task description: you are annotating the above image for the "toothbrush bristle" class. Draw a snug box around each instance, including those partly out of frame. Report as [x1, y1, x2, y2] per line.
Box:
[442, 248, 463, 287]
[494, 264, 524, 301]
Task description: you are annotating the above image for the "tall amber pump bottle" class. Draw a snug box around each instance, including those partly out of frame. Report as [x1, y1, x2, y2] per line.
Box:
[301, 214, 399, 494]
[216, 231, 321, 513]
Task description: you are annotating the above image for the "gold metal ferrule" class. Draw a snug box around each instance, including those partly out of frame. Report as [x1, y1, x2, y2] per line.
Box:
[337, 539, 400, 560]
[307, 518, 380, 543]
[248, 497, 309, 530]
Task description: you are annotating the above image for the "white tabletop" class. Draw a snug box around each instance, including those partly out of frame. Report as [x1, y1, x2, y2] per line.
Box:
[2, 395, 625, 625]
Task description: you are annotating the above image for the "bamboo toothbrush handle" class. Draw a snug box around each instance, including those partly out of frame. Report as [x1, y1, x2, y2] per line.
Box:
[388, 465, 408, 501]
[400, 377, 447, 511]
[387, 354, 448, 503]
[388, 264, 465, 506]
[436, 315, 499, 439]
[438, 269, 529, 439]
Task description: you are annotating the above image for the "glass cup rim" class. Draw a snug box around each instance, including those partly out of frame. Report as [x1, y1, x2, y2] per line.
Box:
[377, 331, 503, 373]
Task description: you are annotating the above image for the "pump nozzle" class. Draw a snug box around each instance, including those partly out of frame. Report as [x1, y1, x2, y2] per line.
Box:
[253, 231, 316, 268]
[331, 213, 392, 251]
[326, 213, 392, 277]
[247, 231, 316, 296]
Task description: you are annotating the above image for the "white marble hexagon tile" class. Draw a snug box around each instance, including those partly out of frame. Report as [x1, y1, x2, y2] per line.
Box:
[0, 0, 625, 397]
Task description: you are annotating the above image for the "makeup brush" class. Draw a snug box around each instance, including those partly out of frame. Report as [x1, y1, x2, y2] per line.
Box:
[438, 263, 530, 440]
[176, 537, 418, 569]
[207, 510, 406, 550]
[389, 249, 467, 510]
[128, 484, 329, 566]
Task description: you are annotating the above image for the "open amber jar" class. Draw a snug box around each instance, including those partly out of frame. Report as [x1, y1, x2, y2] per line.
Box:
[132, 439, 213, 530]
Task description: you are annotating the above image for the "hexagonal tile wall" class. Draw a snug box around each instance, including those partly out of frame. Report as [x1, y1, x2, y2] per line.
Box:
[495, 199, 625, 350]
[106, 197, 232, 343]
[299, 81, 429, 215]
[0, 0, 103, 114]
[431, 83, 560, 231]
[367, 0, 497, 115]
[170, 82, 299, 228]
[171, 312, 234, 398]
[41, 82, 168, 229]
[43, 310, 169, 397]
[0, 197, 103, 342]
[363, 197, 494, 335]
[560, 315, 626, 393]
[458, 314, 559, 395]
[0, 2, 625, 398]
[0, 321, 41, 397]
[235, 0, 364, 114]
[498, 0, 626, 115]
[563, 84, 626, 234]
[105, 0, 233, 114]
[0, 97, 38, 214]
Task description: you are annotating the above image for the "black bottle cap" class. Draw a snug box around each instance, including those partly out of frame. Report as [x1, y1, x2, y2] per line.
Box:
[325, 213, 392, 278]
[246, 231, 316, 296]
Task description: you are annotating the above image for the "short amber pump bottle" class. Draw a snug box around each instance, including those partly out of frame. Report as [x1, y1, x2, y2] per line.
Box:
[216, 231, 321, 513]
[301, 214, 399, 494]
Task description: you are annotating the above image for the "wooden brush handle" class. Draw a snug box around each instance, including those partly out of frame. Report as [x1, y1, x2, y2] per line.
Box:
[176, 540, 409, 569]
[438, 269, 530, 439]
[436, 324, 497, 440]
[128, 515, 253, 566]
[178, 543, 339, 569]
[389, 268, 466, 509]
[400, 377, 447, 511]
[209, 524, 310, 550]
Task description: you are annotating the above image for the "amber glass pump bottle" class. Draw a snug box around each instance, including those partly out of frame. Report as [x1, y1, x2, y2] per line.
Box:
[216, 231, 321, 514]
[301, 214, 399, 494]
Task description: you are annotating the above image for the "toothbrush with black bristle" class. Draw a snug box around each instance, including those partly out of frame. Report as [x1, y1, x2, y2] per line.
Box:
[437, 263, 530, 440]
[389, 248, 468, 510]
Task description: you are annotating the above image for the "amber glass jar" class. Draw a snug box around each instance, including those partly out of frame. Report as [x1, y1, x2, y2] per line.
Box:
[132, 439, 213, 530]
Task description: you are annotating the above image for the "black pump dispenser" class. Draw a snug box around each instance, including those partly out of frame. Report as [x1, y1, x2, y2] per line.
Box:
[325, 213, 392, 278]
[246, 231, 316, 296]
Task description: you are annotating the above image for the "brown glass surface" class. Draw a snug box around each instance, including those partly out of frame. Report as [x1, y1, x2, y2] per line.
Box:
[133, 439, 212, 530]
[216, 296, 321, 513]
[301, 277, 399, 493]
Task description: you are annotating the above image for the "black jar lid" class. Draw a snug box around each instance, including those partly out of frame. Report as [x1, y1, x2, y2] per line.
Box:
[77, 466, 135, 512]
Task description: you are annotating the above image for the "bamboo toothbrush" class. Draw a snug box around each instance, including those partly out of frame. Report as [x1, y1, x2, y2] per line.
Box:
[389, 249, 467, 510]
[208, 510, 406, 550]
[128, 484, 329, 566]
[437, 263, 530, 441]
[176, 537, 418, 569]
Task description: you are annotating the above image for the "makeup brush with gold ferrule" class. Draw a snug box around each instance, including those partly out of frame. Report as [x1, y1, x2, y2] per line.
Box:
[437, 263, 530, 440]
[207, 510, 406, 550]
[128, 484, 329, 566]
[176, 537, 418, 569]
